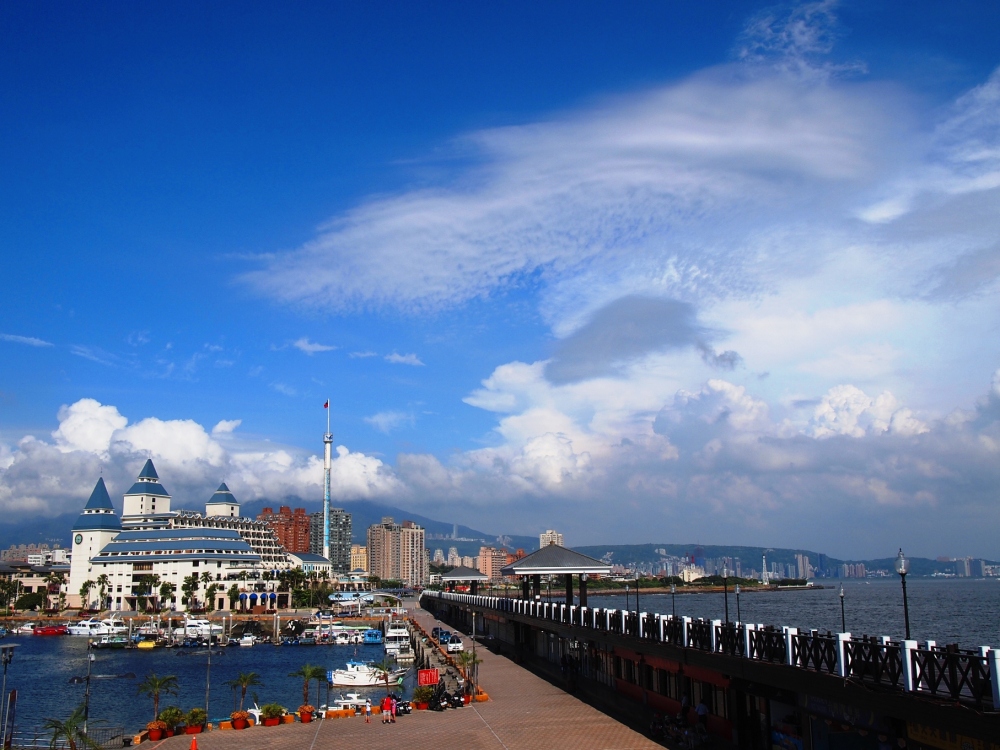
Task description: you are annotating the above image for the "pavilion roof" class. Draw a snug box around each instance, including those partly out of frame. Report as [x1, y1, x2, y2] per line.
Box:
[441, 565, 489, 582]
[500, 543, 611, 576]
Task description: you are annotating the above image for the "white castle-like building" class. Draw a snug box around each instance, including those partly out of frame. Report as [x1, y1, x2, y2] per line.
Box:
[68, 459, 293, 611]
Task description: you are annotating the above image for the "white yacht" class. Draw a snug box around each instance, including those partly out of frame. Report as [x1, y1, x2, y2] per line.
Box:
[173, 617, 223, 638]
[383, 624, 410, 655]
[67, 619, 107, 636]
[328, 660, 407, 687]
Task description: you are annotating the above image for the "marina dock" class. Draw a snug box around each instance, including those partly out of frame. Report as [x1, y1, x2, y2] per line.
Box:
[145, 604, 659, 750]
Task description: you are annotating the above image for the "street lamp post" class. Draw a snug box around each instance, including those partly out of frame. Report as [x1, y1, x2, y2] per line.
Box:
[1, 644, 17, 743]
[839, 584, 846, 633]
[895, 549, 911, 640]
[722, 566, 730, 624]
[83, 641, 95, 734]
[734, 585, 741, 625]
[625, 584, 630, 613]
[670, 584, 676, 619]
[635, 573, 640, 614]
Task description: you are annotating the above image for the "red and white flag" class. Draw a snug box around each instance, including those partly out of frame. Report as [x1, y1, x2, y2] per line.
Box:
[323, 400, 329, 409]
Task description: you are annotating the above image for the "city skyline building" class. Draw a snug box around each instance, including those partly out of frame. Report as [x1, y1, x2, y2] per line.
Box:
[310, 507, 352, 573]
[539, 529, 564, 548]
[257, 505, 311, 553]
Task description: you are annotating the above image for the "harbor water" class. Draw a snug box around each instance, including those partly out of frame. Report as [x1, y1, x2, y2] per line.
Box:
[3, 578, 1000, 734]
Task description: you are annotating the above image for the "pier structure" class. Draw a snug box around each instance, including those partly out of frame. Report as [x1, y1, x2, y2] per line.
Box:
[421, 589, 1000, 749]
[440, 565, 488, 595]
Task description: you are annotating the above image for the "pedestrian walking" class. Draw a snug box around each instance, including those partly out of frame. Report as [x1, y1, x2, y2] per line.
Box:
[390, 696, 397, 723]
[381, 694, 392, 724]
[364, 698, 371, 724]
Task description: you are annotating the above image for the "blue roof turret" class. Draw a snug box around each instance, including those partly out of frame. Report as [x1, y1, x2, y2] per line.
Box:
[137, 459, 159, 480]
[83, 477, 115, 510]
[210, 483, 239, 504]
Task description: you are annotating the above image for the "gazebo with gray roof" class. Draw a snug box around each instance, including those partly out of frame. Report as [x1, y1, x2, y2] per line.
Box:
[501, 542, 611, 607]
[441, 564, 489, 594]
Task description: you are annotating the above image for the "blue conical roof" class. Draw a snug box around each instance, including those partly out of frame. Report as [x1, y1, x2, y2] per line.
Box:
[137, 459, 159, 480]
[216, 482, 231, 493]
[83, 477, 114, 510]
[210, 482, 239, 504]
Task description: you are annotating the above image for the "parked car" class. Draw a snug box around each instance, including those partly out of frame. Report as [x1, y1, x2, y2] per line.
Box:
[446, 637, 464, 653]
[439, 631, 452, 644]
[431, 627, 442, 641]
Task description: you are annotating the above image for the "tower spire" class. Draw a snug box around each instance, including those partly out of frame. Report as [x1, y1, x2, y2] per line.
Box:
[323, 399, 333, 561]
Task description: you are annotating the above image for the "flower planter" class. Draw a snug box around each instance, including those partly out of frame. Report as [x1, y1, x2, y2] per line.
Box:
[414, 702, 429, 711]
[147, 729, 163, 741]
[165, 729, 175, 737]
[463, 695, 472, 705]
[263, 718, 280, 727]
[300, 712, 313, 724]
[232, 719, 247, 730]
[185, 725, 203, 735]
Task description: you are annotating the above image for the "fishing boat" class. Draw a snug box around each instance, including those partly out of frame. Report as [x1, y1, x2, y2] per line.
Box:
[92, 635, 129, 649]
[329, 692, 367, 711]
[17, 622, 36, 634]
[383, 624, 410, 655]
[363, 629, 383, 644]
[328, 660, 407, 687]
[239, 634, 256, 647]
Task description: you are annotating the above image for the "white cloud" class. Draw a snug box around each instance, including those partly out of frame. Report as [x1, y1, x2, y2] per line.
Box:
[349, 351, 378, 359]
[0, 333, 53, 347]
[364, 411, 415, 433]
[384, 352, 424, 366]
[292, 337, 337, 355]
[212, 419, 242, 435]
[271, 382, 297, 396]
[52, 399, 128, 456]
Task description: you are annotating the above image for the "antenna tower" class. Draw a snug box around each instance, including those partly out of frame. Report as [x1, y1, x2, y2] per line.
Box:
[323, 401, 333, 561]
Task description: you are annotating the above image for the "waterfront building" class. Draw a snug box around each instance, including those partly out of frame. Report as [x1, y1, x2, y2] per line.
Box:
[288, 551, 333, 576]
[462, 555, 476, 568]
[1, 542, 63, 563]
[68, 460, 292, 611]
[258, 505, 311, 552]
[350, 544, 368, 574]
[539, 529, 564, 548]
[309, 507, 352, 573]
[433, 548, 445, 565]
[0, 561, 71, 609]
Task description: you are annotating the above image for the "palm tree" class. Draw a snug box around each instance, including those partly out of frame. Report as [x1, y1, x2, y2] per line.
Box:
[205, 584, 221, 612]
[137, 673, 179, 721]
[224, 672, 262, 711]
[457, 651, 483, 695]
[44, 704, 102, 750]
[181, 574, 200, 609]
[371, 657, 396, 696]
[288, 663, 323, 706]
[95, 574, 110, 611]
[159, 581, 175, 611]
[79, 580, 95, 610]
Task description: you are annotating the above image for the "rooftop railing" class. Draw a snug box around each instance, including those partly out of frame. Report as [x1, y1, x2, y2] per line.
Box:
[422, 590, 1000, 711]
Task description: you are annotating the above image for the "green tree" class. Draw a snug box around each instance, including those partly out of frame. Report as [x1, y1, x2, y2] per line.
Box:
[137, 673, 179, 721]
[371, 657, 396, 696]
[457, 650, 483, 695]
[224, 671, 262, 711]
[227, 584, 240, 609]
[204, 584, 221, 612]
[181, 574, 200, 609]
[288, 663, 324, 706]
[43, 704, 102, 750]
[95, 574, 110, 610]
[135, 574, 159, 612]
[78, 580, 95, 610]
[159, 581, 175, 610]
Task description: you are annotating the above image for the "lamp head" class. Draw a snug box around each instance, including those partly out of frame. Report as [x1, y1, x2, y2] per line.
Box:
[722, 566, 728, 578]
[894, 549, 909, 576]
[839, 584, 844, 598]
[734, 584, 740, 594]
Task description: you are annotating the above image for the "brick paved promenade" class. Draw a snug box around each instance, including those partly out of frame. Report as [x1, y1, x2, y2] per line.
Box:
[150, 604, 660, 750]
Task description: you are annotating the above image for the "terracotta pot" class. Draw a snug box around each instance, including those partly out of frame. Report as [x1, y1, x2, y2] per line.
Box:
[232, 718, 247, 730]
[414, 702, 428, 711]
[263, 717, 280, 727]
[185, 725, 203, 735]
[463, 695, 471, 705]
[165, 729, 175, 737]
[300, 712, 312, 723]
[147, 729, 163, 741]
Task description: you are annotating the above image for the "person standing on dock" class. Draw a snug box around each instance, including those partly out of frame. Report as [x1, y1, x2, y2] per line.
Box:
[364, 698, 371, 724]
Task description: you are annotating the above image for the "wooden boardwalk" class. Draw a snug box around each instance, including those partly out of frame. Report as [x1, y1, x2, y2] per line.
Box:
[150, 604, 660, 750]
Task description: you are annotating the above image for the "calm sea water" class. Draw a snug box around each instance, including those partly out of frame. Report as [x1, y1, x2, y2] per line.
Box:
[584, 577, 1000, 647]
[0, 637, 414, 735]
[3, 579, 999, 734]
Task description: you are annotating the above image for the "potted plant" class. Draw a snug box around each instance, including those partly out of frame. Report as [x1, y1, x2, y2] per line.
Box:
[260, 703, 285, 727]
[158, 707, 184, 737]
[146, 720, 167, 741]
[185, 707, 207, 734]
[229, 710, 250, 730]
[298, 704, 315, 723]
[411, 686, 434, 710]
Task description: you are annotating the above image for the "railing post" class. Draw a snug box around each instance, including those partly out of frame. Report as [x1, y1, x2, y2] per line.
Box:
[682, 616, 691, 648]
[902, 640, 918, 691]
[710, 620, 721, 653]
[784, 627, 798, 666]
[658, 614, 665, 642]
[990, 648, 1000, 710]
[639, 612, 647, 639]
[744, 623, 755, 659]
[836, 633, 851, 677]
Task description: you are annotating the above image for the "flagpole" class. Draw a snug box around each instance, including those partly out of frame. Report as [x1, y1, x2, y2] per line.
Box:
[323, 399, 332, 562]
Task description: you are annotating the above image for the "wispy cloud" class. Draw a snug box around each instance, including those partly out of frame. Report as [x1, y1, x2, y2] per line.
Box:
[1, 333, 53, 348]
[125, 331, 150, 347]
[349, 350, 378, 359]
[385, 352, 424, 366]
[364, 410, 415, 433]
[70, 345, 118, 366]
[212, 419, 242, 435]
[292, 337, 337, 355]
[271, 382, 297, 396]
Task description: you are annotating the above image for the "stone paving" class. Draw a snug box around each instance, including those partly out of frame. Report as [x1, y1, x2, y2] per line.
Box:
[150, 604, 661, 750]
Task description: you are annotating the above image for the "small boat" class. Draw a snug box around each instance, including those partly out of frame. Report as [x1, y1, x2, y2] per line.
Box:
[32, 624, 68, 636]
[17, 622, 36, 634]
[137, 639, 157, 650]
[333, 631, 350, 645]
[383, 625, 410, 654]
[239, 634, 255, 647]
[0, 626, 7, 638]
[363, 629, 383, 644]
[330, 692, 367, 711]
[328, 660, 407, 687]
[92, 635, 129, 649]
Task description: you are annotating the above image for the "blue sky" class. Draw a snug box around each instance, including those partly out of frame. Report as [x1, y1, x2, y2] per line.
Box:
[2, 1, 1000, 558]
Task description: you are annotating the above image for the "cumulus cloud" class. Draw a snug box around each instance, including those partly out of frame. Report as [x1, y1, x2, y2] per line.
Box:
[212, 419, 242, 435]
[292, 337, 337, 355]
[364, 411, 415, 433]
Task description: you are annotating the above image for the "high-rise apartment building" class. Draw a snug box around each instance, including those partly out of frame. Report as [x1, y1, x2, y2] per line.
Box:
[478, 546, 508, 581]
[309, 508, 352, 573]
[447, 547, 461, 567]
[432, 549, 445, 564]
[539, 529, 564, 548]
[366, 517, 427, 587]
[257, 506, 311, 553]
